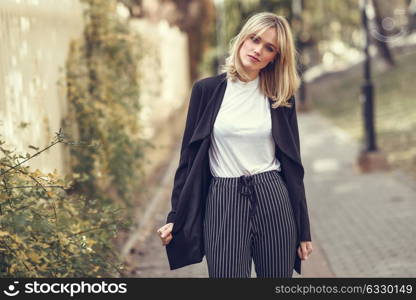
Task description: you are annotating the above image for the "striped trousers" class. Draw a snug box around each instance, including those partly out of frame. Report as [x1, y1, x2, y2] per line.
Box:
[203, 169, 298, 278]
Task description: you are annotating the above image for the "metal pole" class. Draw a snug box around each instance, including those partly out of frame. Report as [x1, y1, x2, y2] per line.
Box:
[360, 0, 377, 152]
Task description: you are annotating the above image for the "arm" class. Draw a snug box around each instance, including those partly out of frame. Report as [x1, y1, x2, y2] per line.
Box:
[289, 95, 312, 242]
[166, 81, 202, 224]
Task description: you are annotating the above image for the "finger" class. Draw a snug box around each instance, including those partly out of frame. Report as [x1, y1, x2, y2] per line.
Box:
[300, 248, 306, 260]
[301, 243, 308, 259]
[162, 233, 172, 241]
[160, 228, 171, 238]
[163, 235, 172, 245]
[162, 224, 172, 233]
[305, 242, 313, 253]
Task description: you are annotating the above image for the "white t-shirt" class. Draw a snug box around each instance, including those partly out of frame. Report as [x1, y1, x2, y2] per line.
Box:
[208, 75, 281, 177]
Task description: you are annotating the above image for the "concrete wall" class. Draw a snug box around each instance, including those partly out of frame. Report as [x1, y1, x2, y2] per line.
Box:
[0, 0, 190, 176]
[130, 18, 190, 139]
[0, 0, 84, 176]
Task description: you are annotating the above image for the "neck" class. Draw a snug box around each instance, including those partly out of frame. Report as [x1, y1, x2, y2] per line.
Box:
[238, 71, 259, 82]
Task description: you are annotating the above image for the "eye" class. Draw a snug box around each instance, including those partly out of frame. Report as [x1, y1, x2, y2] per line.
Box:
[267, 46, 274, 52]
[251, 36, 259, 43]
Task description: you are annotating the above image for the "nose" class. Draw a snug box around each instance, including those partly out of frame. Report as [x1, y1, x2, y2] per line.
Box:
[253, 45, 261, 56]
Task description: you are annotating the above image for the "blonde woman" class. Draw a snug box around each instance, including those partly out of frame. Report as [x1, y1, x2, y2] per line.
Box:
[157, 12, 313, 278]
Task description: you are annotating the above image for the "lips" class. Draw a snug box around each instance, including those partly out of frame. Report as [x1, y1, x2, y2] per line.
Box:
[248, 55, 260, 62]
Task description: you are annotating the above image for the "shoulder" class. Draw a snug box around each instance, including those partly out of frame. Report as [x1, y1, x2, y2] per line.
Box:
[288, 95, 296, 108]
[193, 72, 227, 91]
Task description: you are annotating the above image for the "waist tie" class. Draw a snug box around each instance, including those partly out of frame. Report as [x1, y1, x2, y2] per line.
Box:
[237, 174, 258, 219]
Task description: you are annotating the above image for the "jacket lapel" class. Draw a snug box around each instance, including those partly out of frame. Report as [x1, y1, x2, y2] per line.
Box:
[268, 97, 303, 166]
[187, 74, 227, 147]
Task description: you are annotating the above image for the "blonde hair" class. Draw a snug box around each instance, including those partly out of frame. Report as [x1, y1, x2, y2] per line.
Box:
[220, 12, 300, 109]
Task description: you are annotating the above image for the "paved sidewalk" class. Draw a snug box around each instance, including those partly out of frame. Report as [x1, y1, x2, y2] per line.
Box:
[300, 111, 416, 277]
[128, 110, 416, 278]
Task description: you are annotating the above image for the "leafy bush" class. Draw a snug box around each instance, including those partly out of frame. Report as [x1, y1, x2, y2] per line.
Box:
[63, 0, 151, 210]
[0, 133, 130, 277]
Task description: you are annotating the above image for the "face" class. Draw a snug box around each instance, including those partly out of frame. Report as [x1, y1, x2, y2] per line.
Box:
[238, 27, 279, 79]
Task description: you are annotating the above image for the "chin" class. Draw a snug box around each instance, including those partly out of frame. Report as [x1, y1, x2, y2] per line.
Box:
[242, 61, 257, 71]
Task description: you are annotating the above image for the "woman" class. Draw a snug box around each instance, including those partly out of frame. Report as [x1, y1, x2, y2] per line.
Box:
[157, 12, 312, 278]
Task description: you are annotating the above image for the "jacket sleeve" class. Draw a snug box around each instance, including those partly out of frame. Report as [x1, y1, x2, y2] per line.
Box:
[166, 81, 202, 224]
[289, 95, 312, 242]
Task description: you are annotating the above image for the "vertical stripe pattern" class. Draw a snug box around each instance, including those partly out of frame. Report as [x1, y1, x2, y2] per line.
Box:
[203, 169, 297, 278]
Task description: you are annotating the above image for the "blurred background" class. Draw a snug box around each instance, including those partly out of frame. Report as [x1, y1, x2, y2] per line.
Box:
[0, 0, 415, 278]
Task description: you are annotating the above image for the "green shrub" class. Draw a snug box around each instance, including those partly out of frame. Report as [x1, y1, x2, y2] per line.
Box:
[63, 0, 151, 210]
[0, 133, 130, 277]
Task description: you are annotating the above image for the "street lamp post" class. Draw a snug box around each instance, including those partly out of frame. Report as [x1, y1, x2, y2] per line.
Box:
[361, 0, 376, 151]
[356, 0, 389, 172]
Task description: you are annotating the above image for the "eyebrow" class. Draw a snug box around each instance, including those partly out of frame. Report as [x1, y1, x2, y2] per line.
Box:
[252, 34, 278, 50]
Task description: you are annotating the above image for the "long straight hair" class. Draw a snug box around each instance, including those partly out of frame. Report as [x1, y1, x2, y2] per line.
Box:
[220, 12, 300, 109]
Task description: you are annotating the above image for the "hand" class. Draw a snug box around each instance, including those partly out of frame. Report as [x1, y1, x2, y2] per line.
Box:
[157, 223, 174, 246]
[297, 241, 313, 260]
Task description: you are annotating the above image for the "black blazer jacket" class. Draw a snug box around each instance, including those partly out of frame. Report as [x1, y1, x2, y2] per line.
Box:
[165, 72, 312, 275]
